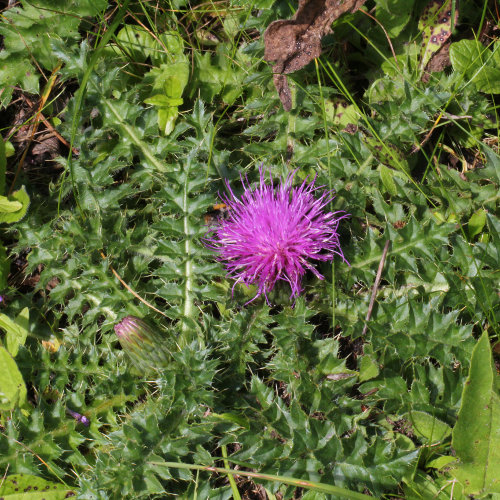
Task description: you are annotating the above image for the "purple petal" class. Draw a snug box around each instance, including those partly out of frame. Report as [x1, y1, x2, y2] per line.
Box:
[204, 168, 349, 303]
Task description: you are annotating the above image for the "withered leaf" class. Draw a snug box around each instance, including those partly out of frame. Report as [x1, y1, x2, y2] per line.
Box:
[264, 0, 367, 110]
[419, 0, 459, 70]
[422, 40, 452, 82]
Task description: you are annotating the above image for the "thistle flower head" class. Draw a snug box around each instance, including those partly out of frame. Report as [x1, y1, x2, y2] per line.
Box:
[114, 316, 170, 372]
[205, 167, 348, 304]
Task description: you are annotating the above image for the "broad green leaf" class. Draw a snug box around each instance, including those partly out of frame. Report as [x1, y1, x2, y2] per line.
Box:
[419, 0, 459, 68]
[160, 62, 189, 96]
[144, 61, 189, 135]
[449, 331, 500, 495]
[0, 196, 23, 213]
[325, 98, 359, 128]
[0, 186, 30, 223]
[468, 208, 487, 239]
[158, 107, 180, 136]
[0, 345, 27, 410]
[450, 40, 500, 94]
[114, 25, 152, 63]
[144, 62, 189, 99]
[113, 27, 185, 66]
[4, 140, 15, 158]
[408, 411, 451, 443]
[0, 473, 74, 499]
[376, 0, 413, 38]
[426, 455, 456, 469]
[153, 31, 186, 65]
[144, 95, 183, 107]
[1, 307, 29, 357]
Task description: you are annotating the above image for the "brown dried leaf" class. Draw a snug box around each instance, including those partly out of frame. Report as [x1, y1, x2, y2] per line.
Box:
[264, 0, 367, 110]
[31, 134, 61, 159]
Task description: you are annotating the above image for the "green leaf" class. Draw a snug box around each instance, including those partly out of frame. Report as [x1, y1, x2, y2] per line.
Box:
[325, 98, 359, 128]
[0, 58, 39, 108]
[190, 45, 247, 105]
[144, 62, 189, 97]
[0, 186, 30, 223]
[450, 40, 500, 94]
[0, 346, 27, 410]
[468, 208, 487, 239]
[144, 94, 183, 107]
[114, 25, 152, 63]
[379, 164, 397, 195]
[0, 196, 23, 213]
[359, 355, 379, 383]
[362, 136, 409, 175]
[158, 107, 180, 136]
[426, 455, 456, 469]
[408, 411, 451, 443]
[0, 473, 74, 499]
[449, 331, 500, 495]
[4, 140, 15, 158]
[113, 26, 186, 66]
[153, 31, 186, 65]
[376, 0, 412, 38]
[143, 61, 189, 135]
[1, 307, 29, 357]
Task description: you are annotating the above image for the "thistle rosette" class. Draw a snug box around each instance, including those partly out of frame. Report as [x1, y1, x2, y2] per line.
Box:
[114, 316, 170, 372]
[205, 168, 348, 303]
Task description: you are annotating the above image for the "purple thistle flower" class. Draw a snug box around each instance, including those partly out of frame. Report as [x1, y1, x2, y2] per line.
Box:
[205, 167, 348, 304]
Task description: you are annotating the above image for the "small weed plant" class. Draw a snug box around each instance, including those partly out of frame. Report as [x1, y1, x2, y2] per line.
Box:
[0, 0, 499, 498]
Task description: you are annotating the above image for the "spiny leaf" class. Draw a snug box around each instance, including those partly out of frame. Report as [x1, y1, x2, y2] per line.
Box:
[149, 460, 374, 500]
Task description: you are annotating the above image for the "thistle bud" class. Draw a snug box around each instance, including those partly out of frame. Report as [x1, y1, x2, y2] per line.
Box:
[114, 316, 170, 372]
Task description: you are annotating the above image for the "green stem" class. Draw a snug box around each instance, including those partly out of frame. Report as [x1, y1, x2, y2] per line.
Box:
[180, 159, 194, 347]
[221, 445, 242, 500]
